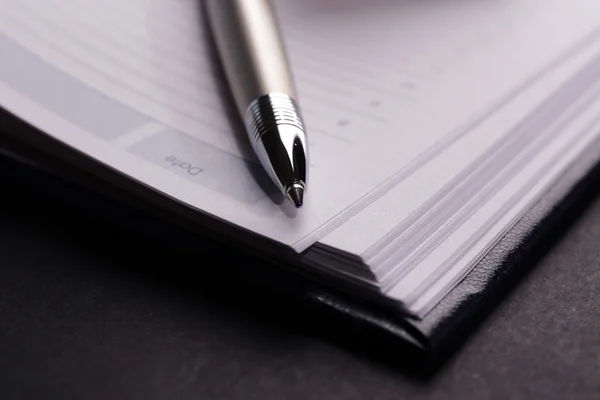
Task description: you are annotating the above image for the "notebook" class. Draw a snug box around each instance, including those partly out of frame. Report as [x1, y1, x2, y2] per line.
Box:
[2, 0, 600, 355]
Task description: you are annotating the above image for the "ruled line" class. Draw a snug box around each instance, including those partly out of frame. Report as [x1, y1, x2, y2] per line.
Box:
[112, 122, 167, 148]
[47, 0, 394, 125]
[0, 10, 231, 131]
[0, 14, 233, 138]
[15, 1, 228, 115]
[98, 0, 420, 99]
[4, 0, 396, 149]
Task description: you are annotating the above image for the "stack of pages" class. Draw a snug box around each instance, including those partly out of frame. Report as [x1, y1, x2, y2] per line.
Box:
[2, 0, 600, 318]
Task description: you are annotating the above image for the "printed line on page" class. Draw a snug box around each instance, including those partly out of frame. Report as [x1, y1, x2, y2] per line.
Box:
[112, 122, 167, 148]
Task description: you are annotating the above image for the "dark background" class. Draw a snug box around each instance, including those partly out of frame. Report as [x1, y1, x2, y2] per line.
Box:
[1, 170, 600, 399]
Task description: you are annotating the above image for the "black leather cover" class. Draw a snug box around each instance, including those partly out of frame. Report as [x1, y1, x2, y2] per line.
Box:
[2, 116, 600, 372]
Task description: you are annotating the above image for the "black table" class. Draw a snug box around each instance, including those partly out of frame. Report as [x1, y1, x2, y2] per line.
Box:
[2, 176, 600, 400]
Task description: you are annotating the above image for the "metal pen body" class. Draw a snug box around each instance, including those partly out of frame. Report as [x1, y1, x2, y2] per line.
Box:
[205, 0, 309, 207]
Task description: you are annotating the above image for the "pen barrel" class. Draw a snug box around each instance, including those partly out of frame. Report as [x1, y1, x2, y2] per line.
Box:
[205, 0, 297, 116]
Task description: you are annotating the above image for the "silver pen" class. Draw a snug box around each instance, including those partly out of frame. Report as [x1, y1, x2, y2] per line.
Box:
[205, 0, 309, 208]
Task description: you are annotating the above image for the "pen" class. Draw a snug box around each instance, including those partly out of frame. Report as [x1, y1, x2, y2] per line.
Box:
[205, 0, 309, 208]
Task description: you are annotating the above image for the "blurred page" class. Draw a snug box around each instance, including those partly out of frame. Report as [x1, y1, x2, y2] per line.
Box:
[1, 0, 599, 250]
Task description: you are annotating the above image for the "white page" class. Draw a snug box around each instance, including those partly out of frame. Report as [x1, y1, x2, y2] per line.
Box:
[389, 79, 600, 300]
[319, 31, 600, 257]
[1, 0, 600, 250]
[372, 52, 600, 281]
[405, 97, 600, 317]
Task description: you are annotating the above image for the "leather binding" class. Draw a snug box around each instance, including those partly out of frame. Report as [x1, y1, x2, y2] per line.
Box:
[3, 110, 600, 373]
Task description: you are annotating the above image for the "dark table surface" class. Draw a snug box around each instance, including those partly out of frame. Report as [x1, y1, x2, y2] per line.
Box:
[2, 175, 600, 400]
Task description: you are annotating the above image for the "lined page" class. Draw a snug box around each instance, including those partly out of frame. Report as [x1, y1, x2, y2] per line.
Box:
[405, 89, 600, 316]
[1, 0, 600, 250]
[319, 32, 600, 257]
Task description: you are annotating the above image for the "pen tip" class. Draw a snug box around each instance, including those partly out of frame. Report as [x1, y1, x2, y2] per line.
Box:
[285, 183, 305, 208]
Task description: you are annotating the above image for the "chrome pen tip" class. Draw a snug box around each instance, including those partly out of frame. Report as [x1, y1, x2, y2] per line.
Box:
[285, 182, 305, 208]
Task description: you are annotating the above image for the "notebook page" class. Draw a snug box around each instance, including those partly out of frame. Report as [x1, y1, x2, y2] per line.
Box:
[390, 72, 600, 296]
[280, 0, 600, 250]
[2, 0, 600, 251]
[406, 92, 600, 316]
[318, 32, 600, 257]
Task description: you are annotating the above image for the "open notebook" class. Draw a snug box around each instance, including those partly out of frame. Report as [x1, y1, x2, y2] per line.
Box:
[2, 0, 600, 319]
